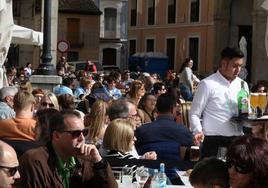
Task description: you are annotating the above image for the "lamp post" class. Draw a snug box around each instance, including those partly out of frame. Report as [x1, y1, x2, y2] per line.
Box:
[37, 0, 55, 75]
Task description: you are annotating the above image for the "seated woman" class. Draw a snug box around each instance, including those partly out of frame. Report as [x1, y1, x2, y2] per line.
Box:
[103, 119, 137, 160]
[85, 100, 109, 148]
[138, 93, 157, 123]
[39, 92, 60, 111]
[127, 80, 145, 106]
[102, 119, 157, 161]
[226, 135, 268, 188]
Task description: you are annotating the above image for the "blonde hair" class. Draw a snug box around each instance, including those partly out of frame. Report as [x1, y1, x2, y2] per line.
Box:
[103, 119, 134, 153]
[20, 81, 33, 93]
[47, 92, 60, 110]
[13, 91, 35, 111]
[86, 100, 109, 143]
[80, 77, 92, 88]
[40, 92, 60, 111]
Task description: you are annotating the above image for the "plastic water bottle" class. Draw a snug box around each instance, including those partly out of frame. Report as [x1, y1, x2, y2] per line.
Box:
[150, 169, 159, 188]
[158, 163, 167, 188]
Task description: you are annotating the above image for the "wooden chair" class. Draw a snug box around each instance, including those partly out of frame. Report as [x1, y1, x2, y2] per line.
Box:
[181, 101, 192, 129]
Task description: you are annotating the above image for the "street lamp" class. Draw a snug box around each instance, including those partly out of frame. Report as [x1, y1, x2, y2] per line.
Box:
[36, 0, 55, 75]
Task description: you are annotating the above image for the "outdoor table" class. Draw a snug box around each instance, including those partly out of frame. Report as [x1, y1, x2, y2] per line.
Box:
[107, 158, 195, 188]
[118, 171, 192, 188]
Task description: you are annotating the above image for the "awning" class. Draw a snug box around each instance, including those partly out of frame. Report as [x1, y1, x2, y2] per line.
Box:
[11, 24, 43, 46]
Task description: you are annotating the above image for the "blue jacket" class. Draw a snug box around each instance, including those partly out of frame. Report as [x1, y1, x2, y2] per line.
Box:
[135, 115, 193, 160]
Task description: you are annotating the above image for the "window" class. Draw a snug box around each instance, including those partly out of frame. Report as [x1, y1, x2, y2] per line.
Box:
[146, 39, 155, 52]
[130, 0, 137, 26]
[105, 8, 117, 31]
[148, 0, 155, 25]
[190, 0, 200, 22]
[129, 40, 136, 56]
[188, 37, 199, 71]
[166, 38, 175, 69]
[168, 0, 176, 24]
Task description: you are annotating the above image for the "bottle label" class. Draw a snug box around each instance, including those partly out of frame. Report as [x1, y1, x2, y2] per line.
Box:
[240, 96, 249, 113]
[159, 180, 166, 188]
[241, 97, 248, 105]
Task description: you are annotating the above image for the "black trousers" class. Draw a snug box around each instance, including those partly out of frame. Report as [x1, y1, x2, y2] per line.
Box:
[201, 136, 237, 158]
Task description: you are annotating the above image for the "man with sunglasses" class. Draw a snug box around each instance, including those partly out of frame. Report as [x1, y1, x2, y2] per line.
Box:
[152, 82, 166, 98]
[19, 110, 117, 188]
[0, 140, 20, 188]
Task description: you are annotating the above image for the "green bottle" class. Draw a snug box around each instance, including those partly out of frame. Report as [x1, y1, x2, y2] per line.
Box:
[237, 81, 249, 117]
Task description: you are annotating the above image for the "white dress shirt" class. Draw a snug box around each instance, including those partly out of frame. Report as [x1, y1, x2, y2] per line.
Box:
[189, 70, 249, 136]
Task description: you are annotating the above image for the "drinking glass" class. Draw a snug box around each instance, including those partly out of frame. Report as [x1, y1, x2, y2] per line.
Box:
[111, 167, 122, 185]
[190, 146, 200, 161]
[135, 167, 149, 188]
[250, 93, 259, 118]
[258, 93, 267, 116]
[217, 147, 227, 161]
[122, 166, 134, 187]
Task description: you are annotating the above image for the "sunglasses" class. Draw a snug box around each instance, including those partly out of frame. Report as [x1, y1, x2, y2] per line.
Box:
[0, 165, 18, 176]
[226, 159, 249, 174]
[62, 129, 89, 138]
[41, 102, 55, 108]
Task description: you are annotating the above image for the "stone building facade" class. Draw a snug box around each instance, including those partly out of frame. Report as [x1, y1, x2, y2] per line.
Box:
[57, 0, 101, 62]
[9, 0, 101, 69]
[94, 0, 128, 69]
[128, 0, 268, 83]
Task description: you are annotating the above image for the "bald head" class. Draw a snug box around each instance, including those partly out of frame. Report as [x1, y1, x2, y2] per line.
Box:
[0, 141, 18, 166]
[0, 141, 20, 187]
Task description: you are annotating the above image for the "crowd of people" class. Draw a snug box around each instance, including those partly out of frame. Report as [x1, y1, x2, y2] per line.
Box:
[0, 47, 268, 188]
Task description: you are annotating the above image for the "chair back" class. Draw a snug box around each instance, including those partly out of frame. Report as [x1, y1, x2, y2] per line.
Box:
[181, 101, 192, 129]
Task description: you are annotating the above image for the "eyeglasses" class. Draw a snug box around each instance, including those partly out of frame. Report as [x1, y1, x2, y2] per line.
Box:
[62, 129, 89, 138]
[0, 165, 18, 176]
[41, 102, 54, 108]
[226, 159, 250, 174]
